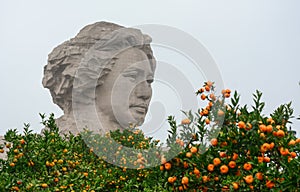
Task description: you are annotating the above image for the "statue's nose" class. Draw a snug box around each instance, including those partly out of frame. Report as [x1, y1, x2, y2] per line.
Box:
[134, 81, 152, 100]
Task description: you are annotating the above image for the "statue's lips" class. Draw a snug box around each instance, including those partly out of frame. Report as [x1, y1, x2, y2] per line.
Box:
[130, 104, 147, 114]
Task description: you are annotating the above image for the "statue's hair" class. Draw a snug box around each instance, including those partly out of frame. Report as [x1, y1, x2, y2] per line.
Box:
[42, 22, 156, 114]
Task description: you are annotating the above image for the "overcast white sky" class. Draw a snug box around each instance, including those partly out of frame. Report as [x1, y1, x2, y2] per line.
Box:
[1, 0, 300, 139]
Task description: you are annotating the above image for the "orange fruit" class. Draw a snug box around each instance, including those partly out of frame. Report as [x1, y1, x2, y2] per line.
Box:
[41, 183, 48, 188]
[198, 87, 205, 93]
[220, 165, 229, 174]
[222, 89, 231, 97]
[164, 162, 172, 170]
[181, 118, 191, 125]
[244, 175, 254, 184]
[259, 124, 267, 132]
[194, 168, 200, 175]
[201, 94, 206, 100]
[137, 153, 143, 159]
[186, 152, 192, 158]
[221, 89, 226, 95]
[178, 186, 184, 191]
[10, 162, 15, 167]
[232, 182, 239, 190]
[0, 149, 4, 153]
[211, 138, 218, 146]
[168, 177, 175, 184]
[232, 153, 238, 161]
[263, 156, 270, 163]
[206, 81, 213, 87]
[179, 140, 184, 147]
[205, 85, 210, 91]
[296, 138, 300, 143]
[190, 146, 198, 154]
[280, 147, 289, 156]
[260, 143, 270, 153]
[222, 186, 229, 191]
[159, 165, 164, 171]
[276, 130, 285, 137]
[266, 180, 275, 189]
[288, 140, 296, 146]
[5, 143, 11, 148]
[267, 117, 274, 124]
[202, 175, 209, 183]
[207, 164, 214, 172]
[266, 125, 273, 133]
[256, 172, 263, 180]
[183, 161, 189, 169]
[12, 186, 19, 191]
[238, 121, 246, 129]
[269, 142, 275, 149]
[57, 159, 63, 164]
[19, 139, 25, 145]
[202, 109, 209, 116]
[228, 161, 236, 168]
[181, 176, 189, 185]
[219, 151, 226, 158]
[220, 141, 228, 147]
[209, 93, 216, 101]
[206, 105, 211, 111]
[213, 158, 221, 166]
[243, 163, 252, 171]
[205, 118, 210, 124]
[290, 152, 297, 158]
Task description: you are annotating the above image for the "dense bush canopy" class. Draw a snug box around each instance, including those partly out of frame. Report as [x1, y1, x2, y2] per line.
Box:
[0, 82, 299, 191]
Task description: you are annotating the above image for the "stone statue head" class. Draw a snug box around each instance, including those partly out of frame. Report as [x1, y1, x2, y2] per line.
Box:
[42, 22, 156, 134]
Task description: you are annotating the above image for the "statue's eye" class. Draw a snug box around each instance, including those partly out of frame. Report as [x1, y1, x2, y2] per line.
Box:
[147, 76, 154, 84]
[122, 71, 138, 81]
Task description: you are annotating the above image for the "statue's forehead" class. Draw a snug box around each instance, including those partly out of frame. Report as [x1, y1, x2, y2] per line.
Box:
[117, 48, 148, 60]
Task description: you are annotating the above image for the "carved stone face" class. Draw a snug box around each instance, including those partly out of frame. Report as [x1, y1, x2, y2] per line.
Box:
[96, 48, 154, 129]
[42, 22, 156, 134]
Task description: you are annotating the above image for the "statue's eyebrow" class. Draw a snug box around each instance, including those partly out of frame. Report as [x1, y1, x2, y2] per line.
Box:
[123, 67, 141, 73]
[123, 66, 154, 77]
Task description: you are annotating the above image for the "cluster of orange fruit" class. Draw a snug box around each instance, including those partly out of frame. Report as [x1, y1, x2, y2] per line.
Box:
[159, 81, 300, 191]
[197, 81, 231, 123]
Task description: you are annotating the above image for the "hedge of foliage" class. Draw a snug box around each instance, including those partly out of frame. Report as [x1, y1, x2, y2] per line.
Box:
[1, 82, 299, 191]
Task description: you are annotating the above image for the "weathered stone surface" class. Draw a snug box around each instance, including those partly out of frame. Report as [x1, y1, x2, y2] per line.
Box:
[42, 21, 156, 135]
[0, 22, 156, 160]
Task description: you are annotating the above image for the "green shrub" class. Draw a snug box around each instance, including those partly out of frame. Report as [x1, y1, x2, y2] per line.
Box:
[0, 82, 299, 191]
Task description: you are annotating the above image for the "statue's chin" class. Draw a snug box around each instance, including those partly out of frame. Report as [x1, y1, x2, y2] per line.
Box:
[129, 110, 146, 126]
